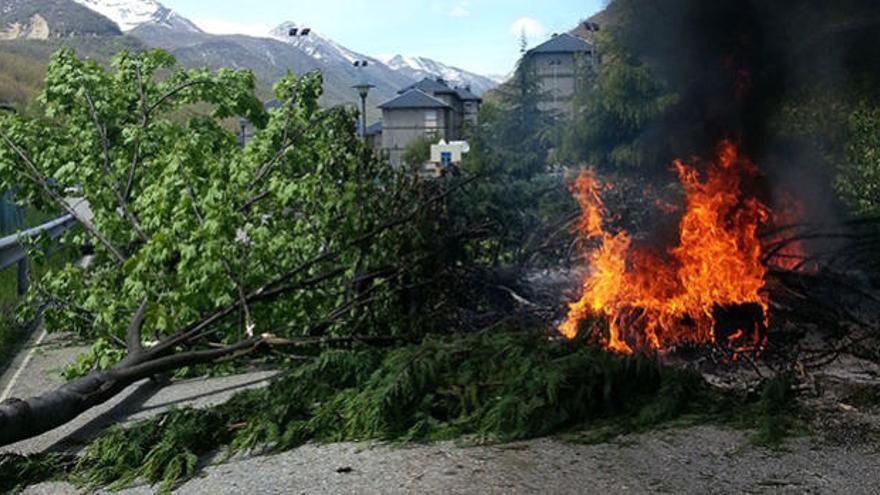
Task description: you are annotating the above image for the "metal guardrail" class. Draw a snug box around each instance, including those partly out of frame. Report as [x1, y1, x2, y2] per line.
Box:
[0, 214, 77, 296]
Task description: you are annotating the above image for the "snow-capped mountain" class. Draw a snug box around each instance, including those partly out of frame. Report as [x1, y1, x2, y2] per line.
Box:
[269, 22, 383, 69]
[381, 54, 498, 96]
[270, 23, 496, 96]
[71, 0, 200, 32]
[3, 4, 497, 110]
[266, 21, 415, 101]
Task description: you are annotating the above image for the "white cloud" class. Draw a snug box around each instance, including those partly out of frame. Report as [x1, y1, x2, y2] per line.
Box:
[450, 1, 470, 17]
[193, 18, 273, 38]
[509, 17, 546, 43]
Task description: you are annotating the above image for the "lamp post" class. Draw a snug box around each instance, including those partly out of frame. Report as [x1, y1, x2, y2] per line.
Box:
[238, 117, 248, 148]
[352, 60, 374, 139]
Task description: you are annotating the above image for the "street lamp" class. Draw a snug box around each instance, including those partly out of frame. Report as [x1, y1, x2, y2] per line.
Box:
[352, 60, 374, 139]
[288, 27, 311, 37]
[238, 117, 248, 148]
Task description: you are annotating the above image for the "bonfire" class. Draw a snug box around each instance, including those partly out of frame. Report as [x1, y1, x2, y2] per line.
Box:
[561, 140, 775, 355]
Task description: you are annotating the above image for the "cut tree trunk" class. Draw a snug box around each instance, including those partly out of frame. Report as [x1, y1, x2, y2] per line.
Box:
[0, 336, 263, 447]
[0, 333, 401, 448]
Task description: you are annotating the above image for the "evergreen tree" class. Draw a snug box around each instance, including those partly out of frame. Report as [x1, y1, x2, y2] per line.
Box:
[469, 59, 554, 179]
[557, 32, 676, 170]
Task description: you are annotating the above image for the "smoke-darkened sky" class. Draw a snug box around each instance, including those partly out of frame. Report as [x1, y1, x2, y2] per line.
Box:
[613, 0, 880, 160]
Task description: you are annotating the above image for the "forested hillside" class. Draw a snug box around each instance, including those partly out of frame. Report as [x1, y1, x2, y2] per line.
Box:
[0, 36, 143, 109]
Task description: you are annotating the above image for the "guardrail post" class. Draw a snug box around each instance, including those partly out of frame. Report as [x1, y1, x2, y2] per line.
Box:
[16, 257, 28, 296]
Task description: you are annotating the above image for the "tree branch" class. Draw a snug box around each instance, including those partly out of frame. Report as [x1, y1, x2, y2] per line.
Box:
[125, 298, 149, 357]
[82, 89, 149, 243]
[143, 175, 477, 360]
[0, 129, 126, 263]
[0, 336, 263, 447]
[146, 79, 214, 115]
[0, 330, 402, 447]
[123, 65, 149, 201]
[183, 175, 254, 336]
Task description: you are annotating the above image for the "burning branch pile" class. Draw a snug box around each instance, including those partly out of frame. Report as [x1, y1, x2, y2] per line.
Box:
[561, 141, 776, 355]
[553, 0, 880, 368]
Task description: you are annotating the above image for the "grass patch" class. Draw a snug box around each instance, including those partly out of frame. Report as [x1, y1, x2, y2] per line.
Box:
[1, 332, 803, 493]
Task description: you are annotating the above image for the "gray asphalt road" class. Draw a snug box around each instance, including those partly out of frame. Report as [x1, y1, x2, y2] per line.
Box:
[23, 425, 880, 494]
[5, 332, 880, 494]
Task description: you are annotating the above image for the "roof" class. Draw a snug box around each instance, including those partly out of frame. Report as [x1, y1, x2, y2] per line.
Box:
[398, 77, 458, 96]
[263, 99, 283, 110]
[365, 121, 383, 136]
[527, 33, 593, 55]
[379, 89, 452, 110]
[455, 87, 481, 102]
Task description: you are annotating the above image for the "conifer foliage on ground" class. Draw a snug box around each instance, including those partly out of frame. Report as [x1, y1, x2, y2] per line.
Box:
[0, 330, 796, 493]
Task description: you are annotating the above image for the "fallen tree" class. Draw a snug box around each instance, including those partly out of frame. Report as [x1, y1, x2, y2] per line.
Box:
[0, 49, 473, 447]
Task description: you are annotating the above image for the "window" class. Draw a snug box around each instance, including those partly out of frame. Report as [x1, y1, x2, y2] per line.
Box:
[424, 110, 438, 131]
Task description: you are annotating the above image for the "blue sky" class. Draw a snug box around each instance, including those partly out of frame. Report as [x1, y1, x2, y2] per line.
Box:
[165, 0, 606, 76]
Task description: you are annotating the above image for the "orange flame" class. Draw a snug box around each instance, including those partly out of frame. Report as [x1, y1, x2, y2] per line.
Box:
[560, 140, 770, 355]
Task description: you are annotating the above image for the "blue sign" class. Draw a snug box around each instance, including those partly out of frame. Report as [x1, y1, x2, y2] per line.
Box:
[441, 152, 452, 168]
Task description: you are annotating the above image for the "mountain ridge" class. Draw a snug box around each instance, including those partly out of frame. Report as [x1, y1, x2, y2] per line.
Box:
[70, 0, 200, 32]
[70, 1, 497, 95]
[381, 54, 498, 95]
[2, 0, 498, 115]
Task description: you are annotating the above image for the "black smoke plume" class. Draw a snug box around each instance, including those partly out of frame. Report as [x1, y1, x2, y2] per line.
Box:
[612, 0, 880, 159]
[608, 0, 880, 230]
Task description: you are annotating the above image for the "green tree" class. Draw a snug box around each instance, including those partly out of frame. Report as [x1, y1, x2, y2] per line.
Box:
[558, 32, 677, 169]
[837, 106, 880, 215]
[402, 132, 435, 169]
[0, 48, 433, 445]
[470, 59, 555, 180]
[453, 57, 573, 269]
